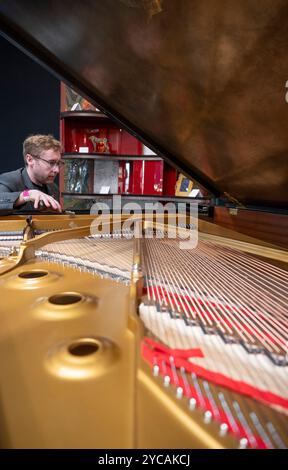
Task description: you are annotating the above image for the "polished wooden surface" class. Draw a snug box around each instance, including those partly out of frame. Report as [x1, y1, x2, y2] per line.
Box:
[214, 207, 288, 249]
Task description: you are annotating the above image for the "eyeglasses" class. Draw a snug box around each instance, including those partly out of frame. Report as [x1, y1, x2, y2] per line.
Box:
[31, 155, 65, 168]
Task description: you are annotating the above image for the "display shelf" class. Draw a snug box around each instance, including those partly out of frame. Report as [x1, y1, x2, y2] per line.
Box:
[62, 152, 162, 161]
[60, 84, 178, 207]
[61, 111, 107, 119]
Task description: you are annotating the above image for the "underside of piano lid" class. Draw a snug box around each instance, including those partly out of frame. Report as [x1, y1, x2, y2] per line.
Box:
[0, 0, 287, 451]
[0, 0, 288, 208]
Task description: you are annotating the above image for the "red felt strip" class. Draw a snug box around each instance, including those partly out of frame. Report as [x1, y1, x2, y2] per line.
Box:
[142, 337, 288, 411]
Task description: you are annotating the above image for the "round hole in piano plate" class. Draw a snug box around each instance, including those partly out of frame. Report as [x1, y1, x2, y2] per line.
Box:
[48, 293, 83, 305]
[45, 336, 120, 379]
[6, 270, 60, 290]
[68, 340, 100, 357]
[18, 270, 49, 279]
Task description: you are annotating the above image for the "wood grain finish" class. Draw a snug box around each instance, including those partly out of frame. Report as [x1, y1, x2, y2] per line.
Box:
[214, 207, 288, 249]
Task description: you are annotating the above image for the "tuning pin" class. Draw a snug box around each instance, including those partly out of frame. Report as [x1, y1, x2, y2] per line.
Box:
[163, 375, 170, 387]
[239, 438, 248, 449]
[219, 423, 228, 437]
[204, 410, 212, 424]
[176, 387, 183, 399]
[189, 398, 197, 410]
[153, 365, 160, 376]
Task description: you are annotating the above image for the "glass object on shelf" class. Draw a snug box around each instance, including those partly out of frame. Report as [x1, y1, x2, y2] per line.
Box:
[70, 128, 89, 152]
[124, 163, 130, 193]
[118, 162, 129, 194]
[64, 122, 142, 154]
[88, 132, 110, 153]
[64, 159, 90, 193]
[93, 161, 119, 194]
[175, 173, 193, 196]
[64, 84, 99, 111]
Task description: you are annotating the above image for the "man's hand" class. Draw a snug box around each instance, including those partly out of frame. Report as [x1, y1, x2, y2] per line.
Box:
[29, 189, 62, 212]
[17, 189, 62, 212]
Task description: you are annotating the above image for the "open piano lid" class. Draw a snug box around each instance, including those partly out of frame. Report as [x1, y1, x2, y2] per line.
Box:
[0, 0, 288, 208]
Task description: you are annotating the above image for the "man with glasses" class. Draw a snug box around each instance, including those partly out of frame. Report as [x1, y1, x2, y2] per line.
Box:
[0, 134, 62, 212]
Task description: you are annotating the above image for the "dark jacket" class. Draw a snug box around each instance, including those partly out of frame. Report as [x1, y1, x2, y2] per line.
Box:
[0, 167, 59, 212]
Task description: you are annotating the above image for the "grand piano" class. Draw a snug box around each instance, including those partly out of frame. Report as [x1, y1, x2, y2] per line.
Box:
[0, 0, 287, 449]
